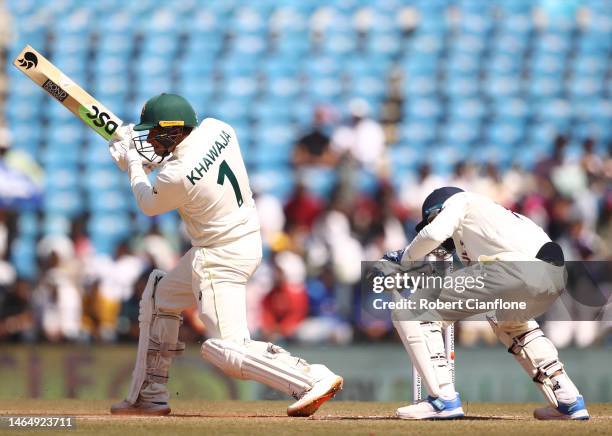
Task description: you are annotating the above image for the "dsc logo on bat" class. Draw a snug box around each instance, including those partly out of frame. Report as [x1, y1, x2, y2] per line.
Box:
[80, 104, 119, 138]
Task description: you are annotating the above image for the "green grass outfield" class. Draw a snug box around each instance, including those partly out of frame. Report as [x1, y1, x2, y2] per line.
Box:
[0, 400, 610, 435]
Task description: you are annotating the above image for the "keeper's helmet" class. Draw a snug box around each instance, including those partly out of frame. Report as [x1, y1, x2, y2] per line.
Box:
[133, 93, 198, 163]
[416, 186, 464, 253]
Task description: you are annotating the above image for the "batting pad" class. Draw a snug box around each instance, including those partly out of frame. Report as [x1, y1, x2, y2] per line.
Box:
[487, 317, 579, 407]
[127, 269, 166, 404]
[201, 339, 316, 397]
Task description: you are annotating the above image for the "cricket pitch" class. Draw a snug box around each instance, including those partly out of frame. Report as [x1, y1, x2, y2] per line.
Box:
[1, 400, 610, 435]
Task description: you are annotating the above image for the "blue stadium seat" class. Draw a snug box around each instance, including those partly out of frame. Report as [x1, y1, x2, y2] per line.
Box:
[400, 120, 437, 145]
[342, 55, 393, 78]
[527, 76, 563, 99]
[17, 212, 39, 239]
[572, 54, 606, 77]
[251, 99, 293, 124]
[260, 57, 301, 77]
[442, 120, 480, 148]
[274, 33, 310, 57]
[88, 189, 130, 213]
[262, 76, 302, 101]
[444, 76, 479, 98]
[269, 6, 308, 34]
[303, 55, 341, 78]
[40, 147, 79, 167]
[446, 53, 480, 76]
[535, 99, 572, 128]
[11, 237, 37, 279]
[528, 122, 558, 149]
[6, 96, 42, 124]
[45, 165, 78, 191]
[483, 74, 521, 98]
[221, 76, 259, 100]
[292, 100, 319, 126]
[474, 144, 513, 167]
[388, 144, 422, 174]
[94, 54, 130, 77]
[534, 32, 571, 55]
[568, 76, 603, 98]
[493, 98, 529, 121]
[98, 33, 134, 55]
[185, 33, 223, 56]
[229, 34, 267, 57]
[49, 33, 89, 56]
[89, 213, 131, 255]
[351, 75, 386, 101]
[83, 168, 122, 192]
[485, 120, 525, 147]
[488, 53, 522, 75]
[230, 6, 268, 35]
[134, 77, 174, 101]
[300, 167, 337, 198]
[231, 123, 251, 147]
[451, 34, 486, 55]
[174, 78, 215, 109]
[219, 54, 260, 77]
[452, 98, 487, 121]
[401, 75, 437, 98]
[44, 102, 76, 124]
[252, 123, 296, 154]
[84, 139, 115, 167]
[405, 98, 442, 122]
[43, 189, 83, 216]
[365, 32, 401, 57]
[47, 124, 83, 148]
[408, 31, 444, 56]
[135, 57, 173, 79]
[306, 76, 343, 101]
[249, 147, 291, 167]
[531, 53, 565, 76]
[250, 168, 294, 199]
[431, 146, 460, 176]
[498, 9, 532, 33]
[210, 98, 251, 125]
[459, 10, 493, 35]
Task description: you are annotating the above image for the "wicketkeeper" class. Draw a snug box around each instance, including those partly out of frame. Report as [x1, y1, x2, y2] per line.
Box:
[107, 93, 343, 416]
[379, 187, 589, 420]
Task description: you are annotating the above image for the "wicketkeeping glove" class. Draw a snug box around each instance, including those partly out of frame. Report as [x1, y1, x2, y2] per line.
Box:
[382, 249, 406, 264]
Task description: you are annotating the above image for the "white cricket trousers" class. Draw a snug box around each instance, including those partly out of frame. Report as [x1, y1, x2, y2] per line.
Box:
[154, 231, 262, 342]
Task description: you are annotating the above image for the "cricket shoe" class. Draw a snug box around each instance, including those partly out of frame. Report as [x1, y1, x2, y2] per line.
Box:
[533, 396, 589, 420]
[287, 366, 343, 417]
[110, 399, 171, 416]
[396, 395, 464, 420]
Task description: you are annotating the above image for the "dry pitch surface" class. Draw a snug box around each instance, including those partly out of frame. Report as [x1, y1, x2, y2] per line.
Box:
[0, 400, 610, 435]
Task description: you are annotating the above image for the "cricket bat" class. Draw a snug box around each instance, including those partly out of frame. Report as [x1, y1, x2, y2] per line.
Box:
[13, 45, 122, 141]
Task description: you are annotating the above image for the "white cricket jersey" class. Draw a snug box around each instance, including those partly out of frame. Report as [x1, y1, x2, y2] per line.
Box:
[127, 118, 260, 247]
[402, 192, 551, 263]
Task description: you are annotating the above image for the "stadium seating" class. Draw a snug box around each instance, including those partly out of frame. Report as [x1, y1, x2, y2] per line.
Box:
[4, 0, 610, 276]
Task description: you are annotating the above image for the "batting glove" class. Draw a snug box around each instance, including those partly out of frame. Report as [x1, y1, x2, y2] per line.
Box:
[108, 123, 136, 172]
[382, 249, 406, 264]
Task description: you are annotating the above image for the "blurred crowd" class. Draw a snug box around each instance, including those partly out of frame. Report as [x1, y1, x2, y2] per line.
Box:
[0, 101, 610, 348]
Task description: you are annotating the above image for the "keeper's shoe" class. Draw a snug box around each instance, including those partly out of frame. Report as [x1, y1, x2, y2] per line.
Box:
[533, 396, 589, 420]
[287, 367, 343, 417]
[110, 399, 171, 416]
[396, 395, 465, 420]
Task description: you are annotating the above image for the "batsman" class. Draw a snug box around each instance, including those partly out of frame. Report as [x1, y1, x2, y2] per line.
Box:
[378, 187, 589, 420]
[107, 93, 343, 416]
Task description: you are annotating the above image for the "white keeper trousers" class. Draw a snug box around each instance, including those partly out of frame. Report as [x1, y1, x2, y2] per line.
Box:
[154, 231, 262, 342]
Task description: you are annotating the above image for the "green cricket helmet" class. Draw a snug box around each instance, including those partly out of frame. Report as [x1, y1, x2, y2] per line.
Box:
[133, 93, 198, 163]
